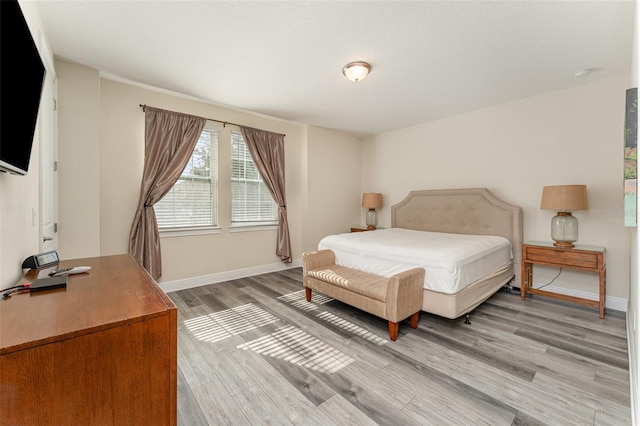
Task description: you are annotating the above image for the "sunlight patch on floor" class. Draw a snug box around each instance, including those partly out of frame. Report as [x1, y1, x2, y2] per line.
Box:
[315, 311, 388, 345]
[237, 325, 354, 373]
[184, 303, 279, 343]
[278, 291, 387, 345]
[277, 290, 333, 312]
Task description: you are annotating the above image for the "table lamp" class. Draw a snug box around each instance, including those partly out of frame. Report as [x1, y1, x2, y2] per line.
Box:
[540, 185, 588, 248]
[362, 193, 383, 230]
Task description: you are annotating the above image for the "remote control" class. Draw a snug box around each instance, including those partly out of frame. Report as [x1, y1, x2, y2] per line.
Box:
[48, 266, 91, 277]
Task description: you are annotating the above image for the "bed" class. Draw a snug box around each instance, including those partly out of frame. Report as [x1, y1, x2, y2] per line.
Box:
[318, 188, 523, 320]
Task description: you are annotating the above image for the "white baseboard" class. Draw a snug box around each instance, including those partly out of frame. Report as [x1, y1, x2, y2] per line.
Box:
[159, 258, 303, 293]
[529, 282, 628, 312]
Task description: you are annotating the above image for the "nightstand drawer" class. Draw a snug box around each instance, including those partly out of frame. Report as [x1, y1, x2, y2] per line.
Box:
[525, 246, 599, 269]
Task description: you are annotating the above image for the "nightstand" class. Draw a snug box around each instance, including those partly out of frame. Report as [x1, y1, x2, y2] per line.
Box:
[521, 241, 606, 318]
[350, 227, 383, 232]
[350, 227, 370, 232]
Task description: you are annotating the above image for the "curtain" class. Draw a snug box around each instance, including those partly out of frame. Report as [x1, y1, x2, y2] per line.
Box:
[240, 126, 292, 263]
[129, 107, 206, 278]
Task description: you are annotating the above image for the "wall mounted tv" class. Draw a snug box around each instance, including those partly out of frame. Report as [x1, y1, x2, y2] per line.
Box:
[0, 0, 47, 175]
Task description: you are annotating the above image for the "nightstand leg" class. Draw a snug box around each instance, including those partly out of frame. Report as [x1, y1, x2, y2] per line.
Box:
[521, 262, 531, 301]
[599, 269, 606, 319]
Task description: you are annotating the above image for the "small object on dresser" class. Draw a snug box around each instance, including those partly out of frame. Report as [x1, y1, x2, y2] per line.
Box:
[49, 266, 91, 277]
[30, 275, 68, 293]
[21, 250, 60, 270]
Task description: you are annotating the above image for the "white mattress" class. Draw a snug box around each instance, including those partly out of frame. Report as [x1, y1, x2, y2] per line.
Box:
[318, 228, 512, 294]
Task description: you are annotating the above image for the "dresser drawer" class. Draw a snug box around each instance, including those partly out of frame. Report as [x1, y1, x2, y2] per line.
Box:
[524, 246, 600, 269]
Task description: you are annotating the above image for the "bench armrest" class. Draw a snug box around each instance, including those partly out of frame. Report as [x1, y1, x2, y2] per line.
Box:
[386, 268, 425, 322]
[302, 249, 336, 288]
[302, 250, 336, 276]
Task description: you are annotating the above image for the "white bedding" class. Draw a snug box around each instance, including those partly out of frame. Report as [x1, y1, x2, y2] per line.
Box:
[318, 228, 512, 294]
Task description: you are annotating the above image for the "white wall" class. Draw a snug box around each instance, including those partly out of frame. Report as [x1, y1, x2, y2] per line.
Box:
[362, 74, 631, 302]
[0, 1, 55, 289]
[305, 126, 362, 252]
[56, 61, 100, 260]
[0, 158, 40, 288]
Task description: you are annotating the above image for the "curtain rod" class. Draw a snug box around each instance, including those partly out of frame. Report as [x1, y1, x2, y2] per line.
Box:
[139, 104, 285, 137]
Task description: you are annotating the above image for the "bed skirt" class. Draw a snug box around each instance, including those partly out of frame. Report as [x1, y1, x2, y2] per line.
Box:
[421, 261, 513, 319]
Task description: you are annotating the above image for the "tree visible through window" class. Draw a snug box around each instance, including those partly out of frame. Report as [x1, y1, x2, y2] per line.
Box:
[231, 132, 277, 225]
[155, 126, 218, 229]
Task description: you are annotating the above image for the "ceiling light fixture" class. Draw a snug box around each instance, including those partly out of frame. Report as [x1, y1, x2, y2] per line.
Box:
[342, 61, 371, 82]
[574, 69, 592, 78]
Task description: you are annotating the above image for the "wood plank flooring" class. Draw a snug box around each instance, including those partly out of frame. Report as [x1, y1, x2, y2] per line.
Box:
[169, 268, 631, 425]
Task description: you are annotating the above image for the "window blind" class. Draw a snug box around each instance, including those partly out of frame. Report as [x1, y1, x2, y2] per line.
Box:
[155, 126, 218, 229]
[231, 132, 277, 224]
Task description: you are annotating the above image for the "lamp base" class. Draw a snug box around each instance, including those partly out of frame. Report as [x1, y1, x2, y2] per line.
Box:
[550, 211, 578, 248]
[553, 241, 575, 248]
[365, 208, 378, 230]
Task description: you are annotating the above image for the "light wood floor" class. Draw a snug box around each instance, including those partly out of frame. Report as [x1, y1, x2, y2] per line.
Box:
[169, 268, 631, 426]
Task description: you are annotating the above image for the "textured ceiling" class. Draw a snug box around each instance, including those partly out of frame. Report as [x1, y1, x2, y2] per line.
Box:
[36, 1, 635, 137]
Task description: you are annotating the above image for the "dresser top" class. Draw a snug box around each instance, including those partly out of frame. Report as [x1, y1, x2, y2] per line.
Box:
[0, 254, 175, 355]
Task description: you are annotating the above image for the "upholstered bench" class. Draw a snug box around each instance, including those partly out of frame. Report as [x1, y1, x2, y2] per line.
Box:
[302, 249, 425, 341]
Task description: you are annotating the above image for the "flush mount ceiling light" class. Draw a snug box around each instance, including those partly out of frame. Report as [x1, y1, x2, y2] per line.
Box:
[342, 61, 371, 82]
[574, 68, 592, 78]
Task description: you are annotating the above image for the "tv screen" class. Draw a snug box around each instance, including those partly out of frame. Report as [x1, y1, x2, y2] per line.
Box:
[0, 0, 46, 175]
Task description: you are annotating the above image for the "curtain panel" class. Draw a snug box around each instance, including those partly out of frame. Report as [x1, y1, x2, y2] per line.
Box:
[128, 107, 206, 278]
[240, 126, 292, 263]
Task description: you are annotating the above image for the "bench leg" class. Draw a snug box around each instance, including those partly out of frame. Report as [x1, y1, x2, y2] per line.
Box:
[410, 311, 420, 329]
[388, 321, 399, 341]
[305, 287, 312, 302]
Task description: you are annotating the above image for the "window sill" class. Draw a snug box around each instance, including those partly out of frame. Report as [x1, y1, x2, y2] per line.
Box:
[230, 223, 278, 233]
[159, 227, 221, 238]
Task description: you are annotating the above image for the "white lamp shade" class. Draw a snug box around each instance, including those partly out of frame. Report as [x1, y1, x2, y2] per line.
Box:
[342, 62, 371, 82]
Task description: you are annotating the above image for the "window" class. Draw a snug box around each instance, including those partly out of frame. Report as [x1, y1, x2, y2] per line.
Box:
[155, 125, 218, 230]
[231, 132, 277, 226]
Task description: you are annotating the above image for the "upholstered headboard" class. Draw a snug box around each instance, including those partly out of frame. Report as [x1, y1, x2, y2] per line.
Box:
[391, 188, 523, 286]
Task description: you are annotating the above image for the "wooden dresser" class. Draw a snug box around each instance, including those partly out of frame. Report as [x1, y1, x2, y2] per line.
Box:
[0, 254, 177, 425]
